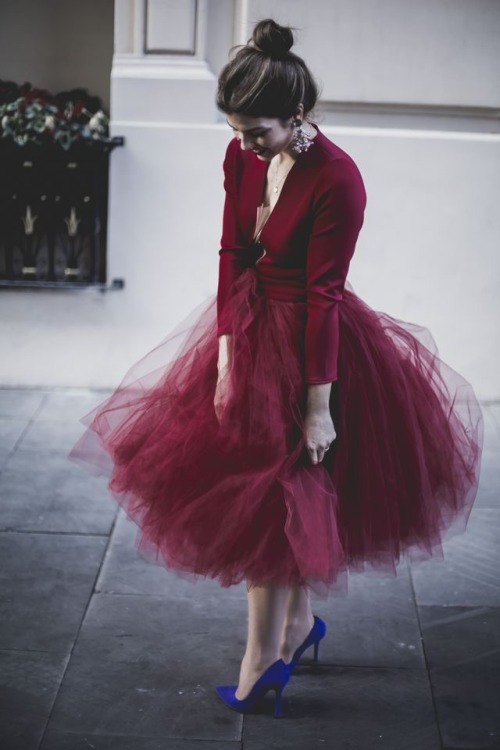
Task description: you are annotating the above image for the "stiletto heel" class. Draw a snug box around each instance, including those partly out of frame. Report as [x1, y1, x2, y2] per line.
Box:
[289, 615, 327, 670]
[313, 638, 320, 662]
[215, 659, 290, 717]
[273, 685, 285, 718]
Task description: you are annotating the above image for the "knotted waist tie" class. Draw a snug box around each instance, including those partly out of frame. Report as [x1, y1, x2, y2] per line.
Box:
[252, 263, 307, 303]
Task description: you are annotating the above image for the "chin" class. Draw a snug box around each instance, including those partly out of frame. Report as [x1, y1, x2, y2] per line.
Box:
[251, 149, 272, 161]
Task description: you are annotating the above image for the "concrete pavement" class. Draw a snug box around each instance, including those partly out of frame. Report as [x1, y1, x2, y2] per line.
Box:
[0, 388, 499, 750]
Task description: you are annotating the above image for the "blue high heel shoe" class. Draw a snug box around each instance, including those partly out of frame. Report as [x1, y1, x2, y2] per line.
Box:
[289, 615, 327, 670]
[215, 659, 290, 718]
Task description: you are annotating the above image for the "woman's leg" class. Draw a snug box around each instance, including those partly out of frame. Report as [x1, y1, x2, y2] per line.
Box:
[235, 582, 289, 699]
[279, 585, 315, 664]
[236, 583, 316, 698]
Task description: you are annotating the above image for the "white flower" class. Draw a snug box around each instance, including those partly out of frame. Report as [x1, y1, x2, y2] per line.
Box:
[1, 115, 9, 128]
[45, 115, 56, 130]
[89, 110, 107, 131]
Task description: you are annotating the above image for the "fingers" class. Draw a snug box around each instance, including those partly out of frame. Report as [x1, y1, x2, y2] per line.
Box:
[213, 393, 221, 423]
[307, 446, 325, 465]
[214, 383, 230, 424]
[306, 440, 334, 465]
[214, 395, 226, 423]
[214, 378, 226, 423]
[308, 446, 319, 465]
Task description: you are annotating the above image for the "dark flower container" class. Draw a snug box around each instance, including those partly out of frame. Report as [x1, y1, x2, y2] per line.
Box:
[0, 80, 124, 288]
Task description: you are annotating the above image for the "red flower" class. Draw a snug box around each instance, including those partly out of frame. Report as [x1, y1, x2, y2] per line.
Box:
[30, 87, 51, 101]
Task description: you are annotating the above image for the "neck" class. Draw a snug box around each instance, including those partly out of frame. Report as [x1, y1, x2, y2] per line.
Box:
[275, 150, 296, 166]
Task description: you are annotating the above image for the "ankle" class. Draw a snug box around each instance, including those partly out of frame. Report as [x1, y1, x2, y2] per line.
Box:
[279, 615, 314, 661]
[242, 648, 279, 671]
[282, 613, 314, 637]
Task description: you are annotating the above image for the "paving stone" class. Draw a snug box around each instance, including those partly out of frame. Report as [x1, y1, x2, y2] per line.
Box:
[419, 605, 500, 670]
[0, 418, 28, 468]
[482, 405, 500, 433]
[0, 649, 68, 750]
[0, 450, 116, 534]
[36, 389, 113, 424]
[430, 667, 500, 749]
[16, 420, 88, 454]
[96, 509, 247, 599]
[0, 389, 47, 419]
[411, 508, 500, 607]
[48, 592, 246, 741]
[476, 459, 500, 507]
[41, 734, 239, 750]
[487, 404, 500, 439]
[242, 666, 441, 750]
[309, 564, 424, 669]
[0, 531, 107, 651]
[474, 408, 500, 507]
[0, 723, 45, 750]
[419, 605, 500, 749]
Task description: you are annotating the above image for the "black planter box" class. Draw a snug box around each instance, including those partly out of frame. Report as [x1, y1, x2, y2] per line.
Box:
[0, 136, 123, 288]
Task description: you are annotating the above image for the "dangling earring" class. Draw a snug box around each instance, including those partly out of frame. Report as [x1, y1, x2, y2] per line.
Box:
[290, 118, 314, 154]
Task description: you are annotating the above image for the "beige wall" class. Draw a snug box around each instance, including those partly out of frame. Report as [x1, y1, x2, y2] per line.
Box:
[0, 0, 113, 109]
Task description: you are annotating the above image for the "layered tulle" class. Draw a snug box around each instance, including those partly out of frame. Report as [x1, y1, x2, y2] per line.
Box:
[69, 268, 483, 595]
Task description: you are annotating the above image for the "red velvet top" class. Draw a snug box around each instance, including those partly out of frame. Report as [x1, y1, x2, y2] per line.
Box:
[217, 126, 367, 384]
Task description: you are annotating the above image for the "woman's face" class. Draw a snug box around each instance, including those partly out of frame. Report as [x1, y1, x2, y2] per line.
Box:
[226, 113, 294, 161]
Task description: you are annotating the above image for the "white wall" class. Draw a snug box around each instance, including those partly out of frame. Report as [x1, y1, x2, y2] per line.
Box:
[1, 122, 497, 396]
[0, 0, 499, 400]
[245, 0, 500, 108]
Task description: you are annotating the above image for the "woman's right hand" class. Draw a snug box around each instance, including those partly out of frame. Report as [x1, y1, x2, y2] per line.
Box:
[214, 334, 233, 423]
[214, 371, 231, 423]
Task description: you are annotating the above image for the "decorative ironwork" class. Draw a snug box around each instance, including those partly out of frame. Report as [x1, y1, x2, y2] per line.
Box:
[0, 136, 124, 288]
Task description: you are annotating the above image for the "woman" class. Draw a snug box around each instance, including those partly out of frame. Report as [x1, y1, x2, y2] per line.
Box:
[70, 19, 483, 718]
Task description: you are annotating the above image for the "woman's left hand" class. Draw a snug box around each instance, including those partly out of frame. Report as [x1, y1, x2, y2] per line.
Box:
[304, 408, 336, 465]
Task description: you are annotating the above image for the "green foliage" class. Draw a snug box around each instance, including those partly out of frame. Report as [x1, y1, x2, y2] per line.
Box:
[0, 80, 110, 149]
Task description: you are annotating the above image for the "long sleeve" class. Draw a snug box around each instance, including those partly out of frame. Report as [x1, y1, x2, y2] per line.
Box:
[217, 140, 247, 336]
[305, 159, 366, 384]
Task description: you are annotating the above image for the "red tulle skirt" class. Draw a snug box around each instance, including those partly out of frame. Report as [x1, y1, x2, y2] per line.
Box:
[69, 268, 483, 595]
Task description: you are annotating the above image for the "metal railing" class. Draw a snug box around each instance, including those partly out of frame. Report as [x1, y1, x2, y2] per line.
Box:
[0, 136, 124, 289]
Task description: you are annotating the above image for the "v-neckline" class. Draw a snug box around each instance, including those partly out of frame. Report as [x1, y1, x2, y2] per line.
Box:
[254, 159, 295, 241]
[245, 123, 322, 242]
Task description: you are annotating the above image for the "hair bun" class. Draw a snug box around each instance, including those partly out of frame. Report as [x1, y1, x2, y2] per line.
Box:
[252, 19, 294, 59]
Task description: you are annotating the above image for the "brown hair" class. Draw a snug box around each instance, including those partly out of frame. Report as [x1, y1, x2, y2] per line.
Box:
[216, 19, 319, 120]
